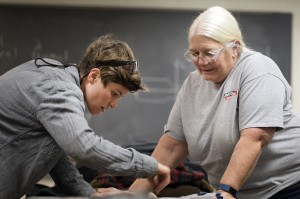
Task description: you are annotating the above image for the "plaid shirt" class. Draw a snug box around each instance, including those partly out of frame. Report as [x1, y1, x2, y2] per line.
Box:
[90, 160, 208, 190]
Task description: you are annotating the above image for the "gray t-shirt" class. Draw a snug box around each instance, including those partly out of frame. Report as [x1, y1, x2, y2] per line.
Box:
[165, 51, 300, 198]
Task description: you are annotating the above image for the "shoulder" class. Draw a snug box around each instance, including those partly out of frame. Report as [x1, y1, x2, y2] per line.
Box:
[238, 51, 276, 71]
[183, 70, 202, 87]
[236, 51, 285, 83]
[178, 70, 202, 95]
[29, 58, 81, 100]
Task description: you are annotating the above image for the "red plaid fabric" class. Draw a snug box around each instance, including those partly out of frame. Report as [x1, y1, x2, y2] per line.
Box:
[90, 161, 206, 189]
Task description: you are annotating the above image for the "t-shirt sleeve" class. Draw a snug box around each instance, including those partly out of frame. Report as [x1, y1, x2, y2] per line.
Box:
[164, 84, 187, 142]
[239, 73, 285, 131]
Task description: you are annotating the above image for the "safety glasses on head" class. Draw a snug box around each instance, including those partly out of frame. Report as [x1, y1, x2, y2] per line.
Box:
[80, 60, 139, 84]
[95, 60, 139, 74]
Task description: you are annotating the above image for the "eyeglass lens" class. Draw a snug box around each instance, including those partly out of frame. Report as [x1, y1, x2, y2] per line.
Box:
[185, 48, 223, 63]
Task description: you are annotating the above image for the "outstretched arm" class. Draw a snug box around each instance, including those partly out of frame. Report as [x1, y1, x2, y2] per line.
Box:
[218, 127, 275, 198]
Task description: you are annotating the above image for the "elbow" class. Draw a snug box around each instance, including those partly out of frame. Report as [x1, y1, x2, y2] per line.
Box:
[259, 137, 271, 148]
[241, 127, 275, 148]
[258, 130, 275, 148]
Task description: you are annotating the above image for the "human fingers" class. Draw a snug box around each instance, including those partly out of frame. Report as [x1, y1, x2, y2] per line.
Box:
[96, 187, 118, 193]
[152, 163, 171, 194]
[218, 190, 236, 199]
[93, 188, 134, 198]
[157, 163, 171, 175]
[153, 174, 170, 194]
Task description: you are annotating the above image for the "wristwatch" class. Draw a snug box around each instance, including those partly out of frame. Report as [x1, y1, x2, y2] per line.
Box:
[218, 184, 238, 198]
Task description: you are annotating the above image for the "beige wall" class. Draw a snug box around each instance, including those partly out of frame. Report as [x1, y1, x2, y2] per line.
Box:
[1, 0, 300, 112]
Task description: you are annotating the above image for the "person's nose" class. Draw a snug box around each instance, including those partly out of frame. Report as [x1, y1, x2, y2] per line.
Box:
[196, 56, 209, 65]
[109, 99, 118, 109]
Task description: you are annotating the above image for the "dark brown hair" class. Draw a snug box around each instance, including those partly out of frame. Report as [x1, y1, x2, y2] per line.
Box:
[78, 34, 147, 92]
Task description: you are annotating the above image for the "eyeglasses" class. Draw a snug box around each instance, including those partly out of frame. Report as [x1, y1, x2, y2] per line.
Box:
[184, 42, 236, 64]
[184, 48, 224, 64]
[95, 60, 139, 74]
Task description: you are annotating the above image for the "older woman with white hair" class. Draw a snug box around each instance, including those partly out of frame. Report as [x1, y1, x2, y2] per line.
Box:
[128, 6, 300, 199]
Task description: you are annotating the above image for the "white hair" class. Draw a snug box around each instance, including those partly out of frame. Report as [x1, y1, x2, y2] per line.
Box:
[189, 6, 250, 52]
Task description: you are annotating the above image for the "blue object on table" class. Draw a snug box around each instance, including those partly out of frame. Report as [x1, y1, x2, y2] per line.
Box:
[197, 192, 208, 195]
[197, 192, 223, 198]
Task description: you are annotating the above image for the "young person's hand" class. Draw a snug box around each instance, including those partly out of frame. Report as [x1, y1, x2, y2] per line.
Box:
[129, 162, 170, 195]
[150, 163, 171, 194]
[91, 187, 134, 198]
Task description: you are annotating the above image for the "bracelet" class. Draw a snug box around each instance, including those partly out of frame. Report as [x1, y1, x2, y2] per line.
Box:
[218, 184, 238, 198]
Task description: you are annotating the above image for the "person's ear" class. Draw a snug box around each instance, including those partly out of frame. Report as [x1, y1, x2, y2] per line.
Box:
[87, 68, 100, 83]
[232, 40, 241, 58]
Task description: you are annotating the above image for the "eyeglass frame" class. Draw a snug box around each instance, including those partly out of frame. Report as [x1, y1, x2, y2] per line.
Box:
[184, 42, 235, 64]
[95, 60, 139, 74]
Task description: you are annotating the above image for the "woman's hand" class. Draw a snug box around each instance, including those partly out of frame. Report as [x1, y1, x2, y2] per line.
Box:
[218, 190, 236, 199]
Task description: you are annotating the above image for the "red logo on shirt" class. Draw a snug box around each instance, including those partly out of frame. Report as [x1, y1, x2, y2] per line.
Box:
[223, 90, 238, 100]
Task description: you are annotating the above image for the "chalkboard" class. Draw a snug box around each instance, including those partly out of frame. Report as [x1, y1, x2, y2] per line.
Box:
[0, 5, 291, 145]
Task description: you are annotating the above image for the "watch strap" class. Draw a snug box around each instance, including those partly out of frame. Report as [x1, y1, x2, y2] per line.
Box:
[218, 184, 238, 198]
